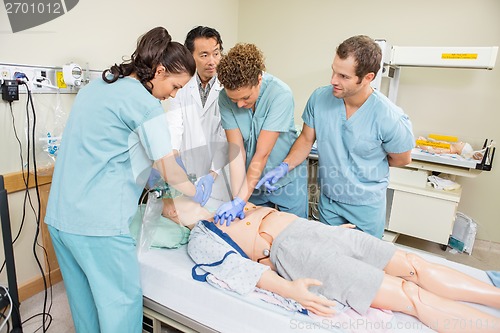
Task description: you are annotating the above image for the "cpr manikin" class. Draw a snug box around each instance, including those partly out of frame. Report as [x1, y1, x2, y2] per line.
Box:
[416, 136, 485, 160]
[163, 196, 500, 333]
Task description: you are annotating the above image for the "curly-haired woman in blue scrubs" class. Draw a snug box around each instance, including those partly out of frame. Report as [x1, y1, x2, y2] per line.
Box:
[214, 43, 308, 226]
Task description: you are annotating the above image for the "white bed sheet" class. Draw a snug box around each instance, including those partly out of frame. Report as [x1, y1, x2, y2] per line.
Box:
[140, 233, 499, 333]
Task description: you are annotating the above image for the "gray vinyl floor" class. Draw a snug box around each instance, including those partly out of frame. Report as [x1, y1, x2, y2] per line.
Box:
[5, 236, 500, 333]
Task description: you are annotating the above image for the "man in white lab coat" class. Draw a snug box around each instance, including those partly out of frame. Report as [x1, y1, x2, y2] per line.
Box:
[165, 26, 229, 201]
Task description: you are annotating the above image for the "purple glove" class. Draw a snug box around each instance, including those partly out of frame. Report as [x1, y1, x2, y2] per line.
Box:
[191, 180, 211, 207]
[214, 197, 246, 226]
[255, 162, 289, 192]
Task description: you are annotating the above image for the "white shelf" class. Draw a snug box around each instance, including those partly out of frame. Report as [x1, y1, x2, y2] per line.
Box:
[389, 181, 461, 203]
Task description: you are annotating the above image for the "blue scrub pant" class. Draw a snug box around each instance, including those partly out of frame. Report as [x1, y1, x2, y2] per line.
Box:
[48, 225, 143, 333]
[251, 171, 308, 218]
[318, 192, 386, 238]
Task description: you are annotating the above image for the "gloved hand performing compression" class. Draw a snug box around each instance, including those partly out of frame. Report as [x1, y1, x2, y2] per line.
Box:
[214, 197, 246, 226]
[255, 162, 289, 192]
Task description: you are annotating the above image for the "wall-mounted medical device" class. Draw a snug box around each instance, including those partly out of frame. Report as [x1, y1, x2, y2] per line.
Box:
[372, 40, 499, 102]
[0, 62, 102, 95]
[62, 63, 83, 87]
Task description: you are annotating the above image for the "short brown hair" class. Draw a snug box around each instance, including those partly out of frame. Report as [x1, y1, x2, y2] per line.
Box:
[336, 35, 381, 83]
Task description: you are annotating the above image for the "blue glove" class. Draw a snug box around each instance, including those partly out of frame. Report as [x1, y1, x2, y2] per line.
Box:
[214, 197, 246, 226]
[175, 155, 187, 172]
[146, 168, 162, 189]
[197, 174, 214, 205]
[255, 162, 289, 192]
[191, 177, 212, 207]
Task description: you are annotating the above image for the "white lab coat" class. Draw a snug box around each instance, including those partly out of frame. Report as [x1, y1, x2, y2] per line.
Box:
[165, 74, 230, 200]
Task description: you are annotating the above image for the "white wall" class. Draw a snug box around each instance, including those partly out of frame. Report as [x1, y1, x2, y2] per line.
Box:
[238, 0, 500, 242]
[0, 0, 238, 285]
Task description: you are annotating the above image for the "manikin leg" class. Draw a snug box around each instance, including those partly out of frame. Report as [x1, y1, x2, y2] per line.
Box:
[384, 250, 500, 308]
[371, 275, 499, 333]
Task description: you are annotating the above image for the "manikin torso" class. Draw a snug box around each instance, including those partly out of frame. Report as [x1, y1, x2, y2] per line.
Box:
[217, 205, 297, 268]
[168, 197, 298, 268]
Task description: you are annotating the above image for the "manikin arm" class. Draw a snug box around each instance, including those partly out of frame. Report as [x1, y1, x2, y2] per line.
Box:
[256, 270, 336, 317]
[187, 220, 337, 316]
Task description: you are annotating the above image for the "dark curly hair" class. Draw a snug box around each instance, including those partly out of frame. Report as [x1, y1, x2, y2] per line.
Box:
[336, 35, 381, 83]
[102, 27, 196, 93]
[217, 43, 265, 90]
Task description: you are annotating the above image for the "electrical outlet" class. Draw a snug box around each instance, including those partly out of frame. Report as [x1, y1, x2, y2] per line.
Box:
[0, 67, 11, 79]
[34, 69, 47, 88]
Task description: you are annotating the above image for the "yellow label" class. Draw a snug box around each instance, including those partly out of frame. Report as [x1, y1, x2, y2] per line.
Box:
[416, 139, 451, 149]
[56, 71, 67, 88]
[428, 134, 458, 142]
[441, 53, 478, 60]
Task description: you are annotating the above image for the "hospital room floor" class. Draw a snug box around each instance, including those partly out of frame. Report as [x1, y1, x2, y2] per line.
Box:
[15, 237, 500, 333]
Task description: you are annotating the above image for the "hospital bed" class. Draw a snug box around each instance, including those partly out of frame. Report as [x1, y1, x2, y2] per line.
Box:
[139, 226, 500, 333]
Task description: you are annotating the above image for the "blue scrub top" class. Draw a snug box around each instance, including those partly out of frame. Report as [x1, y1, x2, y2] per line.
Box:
[219, 72, 301, 188]
[303, 86, 414, 205]
[45, 77, 172, 236]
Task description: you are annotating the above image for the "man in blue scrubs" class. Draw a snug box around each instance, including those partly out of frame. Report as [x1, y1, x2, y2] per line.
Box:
[214, 43, 308, 226]
[258, 35, 414, 238]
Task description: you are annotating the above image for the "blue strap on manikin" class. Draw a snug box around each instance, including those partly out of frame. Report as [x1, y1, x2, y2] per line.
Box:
[192, 251, 237, 282]
[200, 220, 249, 258]
[191, 220, 249, 282]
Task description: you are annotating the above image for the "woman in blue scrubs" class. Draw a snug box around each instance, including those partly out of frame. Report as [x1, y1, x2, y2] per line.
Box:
[214, 43, 307, 226]
[44, 27, 200, 333]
